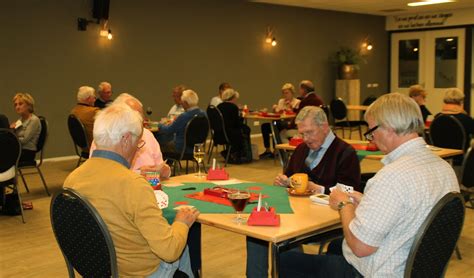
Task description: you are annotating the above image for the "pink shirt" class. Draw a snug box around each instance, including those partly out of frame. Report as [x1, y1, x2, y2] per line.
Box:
[89, 128, 164, 171]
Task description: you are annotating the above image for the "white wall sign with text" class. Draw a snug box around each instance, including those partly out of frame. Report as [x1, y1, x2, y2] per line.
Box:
[386, 8, 474, 31]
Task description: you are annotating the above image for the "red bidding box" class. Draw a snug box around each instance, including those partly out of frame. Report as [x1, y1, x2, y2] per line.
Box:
[207, 168, 229, 180]
[247, 207, 280, 226]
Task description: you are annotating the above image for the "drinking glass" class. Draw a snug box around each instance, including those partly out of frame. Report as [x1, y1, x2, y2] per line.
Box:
[193, 143, 205, 177]
[228, 190, 251, 224]
[146, 107, 153, 116]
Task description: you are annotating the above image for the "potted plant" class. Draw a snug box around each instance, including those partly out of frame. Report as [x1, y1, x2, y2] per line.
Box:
[332, 47, 365, 80]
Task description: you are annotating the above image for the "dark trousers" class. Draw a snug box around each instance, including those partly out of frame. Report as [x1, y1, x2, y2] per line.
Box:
[188, 223, 201, 274]
[260, 123, 272, 149]
[19, 149, 36, 163]
[246, 237, 361, 278]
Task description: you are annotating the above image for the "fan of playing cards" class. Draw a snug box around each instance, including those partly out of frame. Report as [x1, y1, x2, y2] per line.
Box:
[310, 183, 354, 205]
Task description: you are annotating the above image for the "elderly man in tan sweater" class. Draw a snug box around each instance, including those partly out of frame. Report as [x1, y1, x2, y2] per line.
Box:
[64, 103, 199, 277]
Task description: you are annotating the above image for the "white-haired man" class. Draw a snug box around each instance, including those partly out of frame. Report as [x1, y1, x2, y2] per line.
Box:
[89, 93, 171, 178]
[64, 104, 200, 277]
[95, 81, 113, 108]
[156, 89, 205, 153]
[279, 93, 459, 277]
[71, 86, 99, 149]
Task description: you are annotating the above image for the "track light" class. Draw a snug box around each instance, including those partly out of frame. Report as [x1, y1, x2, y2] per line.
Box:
[265, 26, 277, 47]
[271, 38, 277, 46]
[107, 29, 113, 40]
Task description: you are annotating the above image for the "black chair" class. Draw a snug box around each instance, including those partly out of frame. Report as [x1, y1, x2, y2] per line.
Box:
[67, 114, 90, 167]
[50, 188, 118, 278]
[429, 114, 466, 165]
[271, 120, 290, 170]
[18, 116, 50, 196]
[460, 147, 474, 208]
[330, 98, 367, 139]
[0, 128, 25, 223]
[404, 192, 465, 277]
[163, 114, 209, 175]
[206, 105, 232, 166]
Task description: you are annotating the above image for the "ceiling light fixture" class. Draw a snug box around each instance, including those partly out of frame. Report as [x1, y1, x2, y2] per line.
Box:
[407, 0, 455, 7]
[107, 29, 113, 40]
[265, 26, 277, 47]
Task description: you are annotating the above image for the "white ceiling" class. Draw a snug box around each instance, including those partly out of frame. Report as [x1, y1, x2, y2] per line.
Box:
[250, 0, 474, 16]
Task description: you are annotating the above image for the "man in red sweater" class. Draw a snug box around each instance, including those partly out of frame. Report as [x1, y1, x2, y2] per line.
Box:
[275, 105, 361, 193]
[247, 106, 361, 278]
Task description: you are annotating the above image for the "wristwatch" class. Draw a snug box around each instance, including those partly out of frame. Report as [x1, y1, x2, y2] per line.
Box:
[337, 200, 353, 211]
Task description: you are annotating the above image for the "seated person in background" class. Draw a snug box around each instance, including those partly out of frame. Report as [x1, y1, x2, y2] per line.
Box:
[280, 92, 459, 277]
[157, 89, 205, 154]
[64, 104, 199, 277]
[247, 106, 360, 278]
[11, 93, 42, 163]
[89, 93, 171, 178]
[167, 85, 187, 119]
[0, 113, 9, 128]
[71, 86, 99, 149]
[217, 88, 251, 163]
[437, 88, 473, 148]
[94, 81, 113, 109]
[210, 82, 231, 107]
[259, 83, 300, 159]
[409, 84, 432, 122]
[280, 80, 324, 142]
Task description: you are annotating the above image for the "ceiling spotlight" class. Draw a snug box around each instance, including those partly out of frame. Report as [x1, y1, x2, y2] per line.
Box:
[265, 37, 272, 44]
[408, 0, 455, 7]
[271, 38, 277, 47]
[366, 43, 373, 50]
[107, 29, 113, 40]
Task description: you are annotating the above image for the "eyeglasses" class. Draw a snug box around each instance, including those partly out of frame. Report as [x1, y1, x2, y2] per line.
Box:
[299, 129, 318, 138]
[137, 139, 146, 149]
[363, 125, 379, 141]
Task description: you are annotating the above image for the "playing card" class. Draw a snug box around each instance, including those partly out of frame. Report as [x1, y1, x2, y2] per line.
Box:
[154, 190, 169, 209]
[330, 183, 354, 193]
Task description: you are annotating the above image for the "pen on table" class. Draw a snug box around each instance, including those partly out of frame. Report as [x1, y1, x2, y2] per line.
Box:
[257, 193, 262, 212]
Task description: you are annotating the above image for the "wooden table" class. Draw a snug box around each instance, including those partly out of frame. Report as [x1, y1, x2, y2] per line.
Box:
[275, 140, 464, 161]
[346, 105, 369, 111]
[244, 113, 296, 121]
[162, 174, 341, 277]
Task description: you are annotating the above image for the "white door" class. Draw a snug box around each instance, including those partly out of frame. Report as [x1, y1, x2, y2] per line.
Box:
[391, 28, 465, 116]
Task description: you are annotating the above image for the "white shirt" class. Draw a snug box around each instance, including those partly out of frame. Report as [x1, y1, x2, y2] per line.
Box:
[274, 98, 300, 113]
[167, 104, 185, 118]
[343, 137, 459, 277]
[210, 96, 223, 107]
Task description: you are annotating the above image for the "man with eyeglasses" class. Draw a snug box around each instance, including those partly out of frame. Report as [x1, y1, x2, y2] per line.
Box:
[64, 104, 200, 277]
[279, 93, 459, 277]
[247, 105, 361, 278]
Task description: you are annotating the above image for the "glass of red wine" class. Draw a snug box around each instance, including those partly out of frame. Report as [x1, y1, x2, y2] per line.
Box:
[228, 190, 250, 224]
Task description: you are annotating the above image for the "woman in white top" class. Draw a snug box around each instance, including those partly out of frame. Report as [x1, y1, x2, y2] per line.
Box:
[259, 83, 300, 159]
[209, 82, 231, 107]
[11, 93, 42, 163]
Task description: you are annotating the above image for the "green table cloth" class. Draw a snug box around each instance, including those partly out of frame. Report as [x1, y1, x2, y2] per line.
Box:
[161, 182, 293, 223]
[356, 150, 384, 161]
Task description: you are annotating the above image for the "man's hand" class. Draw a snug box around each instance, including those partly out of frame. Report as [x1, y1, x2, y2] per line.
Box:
[329, 189, 352, 210]
[139, 163, 171, 179]
[274, 174, 289, 187]
[307, 181, 325, 194]
[348, 191, 364, 206]
[174, 207, 200, 227]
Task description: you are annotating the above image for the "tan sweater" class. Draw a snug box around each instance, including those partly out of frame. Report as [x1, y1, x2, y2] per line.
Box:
[63, 157, 189, 277]
[70, 104, 99, 148]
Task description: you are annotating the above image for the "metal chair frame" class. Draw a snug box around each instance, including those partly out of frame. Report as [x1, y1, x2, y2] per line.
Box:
[67, 114, 90, 167]
[206, 105, 233, 166]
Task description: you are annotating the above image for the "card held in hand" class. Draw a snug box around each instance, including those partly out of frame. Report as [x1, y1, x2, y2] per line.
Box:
[154, 190, 169, 209]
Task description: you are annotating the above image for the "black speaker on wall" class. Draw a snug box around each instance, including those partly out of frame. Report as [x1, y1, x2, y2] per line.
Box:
[93, 0, 110, 20]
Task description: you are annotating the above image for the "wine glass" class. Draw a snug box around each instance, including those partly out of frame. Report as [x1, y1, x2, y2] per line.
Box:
[228, 190, 251, 224]
[193, 143, 205, 177]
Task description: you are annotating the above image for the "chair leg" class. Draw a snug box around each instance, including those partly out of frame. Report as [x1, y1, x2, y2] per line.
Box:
[17, 169, 29, 193]
[207, 142, 214, 164]
[15, 185, 25, 224]
[358, 126, 363, 140]
[76, 157, 81, 168]
[455, 246, 462, 260]
[36, 167, 50, 196]
[185, 160, 189, 174]
[225, 145, 232, 167]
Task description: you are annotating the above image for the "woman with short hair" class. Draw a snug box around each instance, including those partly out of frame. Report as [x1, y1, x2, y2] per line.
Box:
[11, 93, 42, 162]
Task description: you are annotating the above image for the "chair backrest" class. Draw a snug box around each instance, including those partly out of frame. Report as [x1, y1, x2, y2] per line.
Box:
[362, 95, 377, 106]
[429, 114, 466, 151]
[35, 116, 48, 165]
[404, 192, 465, 278]
[67, 114, 89, 150]
[206, 105, 230, 145]
[50, 188, 118, 278]
[181, 114, 210, 156]
[461, 147, 474, 188]
[0, 128, 21, 173]
[319, 105, 330, 120]
[329, 98, 347, 120]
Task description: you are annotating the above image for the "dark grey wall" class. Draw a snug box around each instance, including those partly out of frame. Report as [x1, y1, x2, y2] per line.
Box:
[0, 0, 388, 158]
